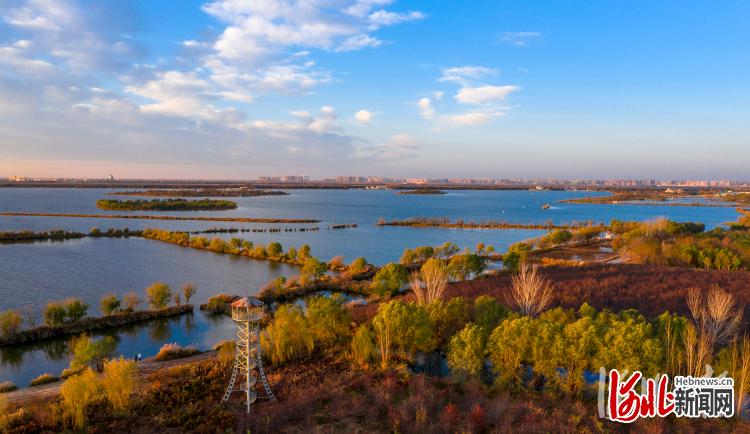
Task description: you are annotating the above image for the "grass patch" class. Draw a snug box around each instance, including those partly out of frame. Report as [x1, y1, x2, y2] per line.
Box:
[154, 343, 201, 361]
[0, 381, 18, 393]
[29, 373, 59, 387]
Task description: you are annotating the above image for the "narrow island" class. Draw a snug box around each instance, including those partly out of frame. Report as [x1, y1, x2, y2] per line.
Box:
[0, 212, 319, 223]
[96, 198, 238, 211]
[561, 189, 749, 207]
[377, 216, 591, 230]
[396, 189, 447, 195]
[108, 188, 289, 197]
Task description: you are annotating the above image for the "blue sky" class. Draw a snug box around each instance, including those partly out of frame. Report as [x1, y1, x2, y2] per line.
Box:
[0, 0, 748, 179]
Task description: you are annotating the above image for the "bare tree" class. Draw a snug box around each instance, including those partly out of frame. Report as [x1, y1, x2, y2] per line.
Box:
[409, 259, 450, 305]
[684, 286, 743, 376]
[506, 262, 553, 317]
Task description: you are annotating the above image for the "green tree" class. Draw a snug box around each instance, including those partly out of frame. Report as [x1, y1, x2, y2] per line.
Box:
[372, 300, 434, 368]
[347, 257, 369, 275]
[448, 253, 487, 280]
[260, 305, 314, 366]
[301, 257, 328, 282]
[64, 298, 89, 322]
[305, 295, 351, 347]
[487, 316, 537, 388]
[0, 309, 23, 338]
[71, 335, 117, 372]
[145, 282, 172, 309]
[100, 294, 120, 316]
[551, 317, 599, 393]
[472, 295, 509, 336]
[351, 324, 376, 367]
[448, 323, 487, 376]
[44, 302, 67, 327]
[415, 245, 436, 262]
[369, 263, 408, 296]
[503, 242, 532, 272]
[266, 242, 283, 258]
[436, 241, 460, 259]
[427, 297, 470, 347]
[545, 229, 573, 246]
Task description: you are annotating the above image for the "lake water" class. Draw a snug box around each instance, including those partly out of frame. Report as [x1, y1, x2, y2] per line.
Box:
[0, 188, 742, 386]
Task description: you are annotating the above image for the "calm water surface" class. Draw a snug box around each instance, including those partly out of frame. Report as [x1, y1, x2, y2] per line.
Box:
[0, 188, 742, 386]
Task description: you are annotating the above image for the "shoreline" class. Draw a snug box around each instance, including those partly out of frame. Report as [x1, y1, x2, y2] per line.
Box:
[0, 212, 320, 223]
[0, 305, 194, 347]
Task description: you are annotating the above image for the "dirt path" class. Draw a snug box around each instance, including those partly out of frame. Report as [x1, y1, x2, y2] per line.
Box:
[3, 351, 216, 405]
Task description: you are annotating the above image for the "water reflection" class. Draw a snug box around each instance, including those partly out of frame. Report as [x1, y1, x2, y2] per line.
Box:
[0, 310, 233, 387]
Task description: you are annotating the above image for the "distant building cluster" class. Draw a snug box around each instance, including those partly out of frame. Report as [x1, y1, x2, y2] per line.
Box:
[258, 175, 309, 182]
[6, 176, 115, 182]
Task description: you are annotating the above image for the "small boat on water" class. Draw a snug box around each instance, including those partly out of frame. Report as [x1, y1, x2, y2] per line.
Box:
[542, 204, 551, 210]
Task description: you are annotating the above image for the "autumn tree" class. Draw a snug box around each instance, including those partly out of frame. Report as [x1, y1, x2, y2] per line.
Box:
[0, 309, 23, 338]
[102, 357, 138, 411]
[410, 258, 450, 305]
[182, 283, 197, 304]
[100, 294, 120, 316]
[146, 282, 172, 309]
[506, 263, 553, 317]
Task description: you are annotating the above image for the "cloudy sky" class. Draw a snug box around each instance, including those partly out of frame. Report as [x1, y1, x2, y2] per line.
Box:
[0, 0, 748, 179]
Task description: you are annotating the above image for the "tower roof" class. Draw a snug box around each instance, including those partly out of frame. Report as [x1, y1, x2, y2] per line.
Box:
[230, 297, 265, 308]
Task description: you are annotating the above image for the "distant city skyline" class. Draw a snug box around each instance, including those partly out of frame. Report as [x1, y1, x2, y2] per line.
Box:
[1, 1, 748, 179]
[5, 174, 750, 187]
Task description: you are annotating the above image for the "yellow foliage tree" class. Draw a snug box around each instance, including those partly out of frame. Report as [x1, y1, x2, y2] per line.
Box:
[102, 357, 138, 411]
[60, 368, 103, 430]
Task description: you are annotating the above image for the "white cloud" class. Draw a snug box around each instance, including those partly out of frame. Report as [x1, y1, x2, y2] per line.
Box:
[336, 34, 383, 52]
[0, 0, 426, 174]
[443, 109, 508, 126]
[0, 43, 53, 73]
[182, 40, 206, 48]
[202, 0, 422, 61]
[418, 97, 434, 119]
[454, 85, 520, 105]
[419, 66, 518, 127]
[3, 0, 73, 30]
[354, 109, 374, 124]
[308, 105, 338, 133]
[344, 0, 394, 18]
[499, 31, 542, 47]
[438, 66, 497, 85]
[368, 10, 425, 29]
[125, 70, 247, 124]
